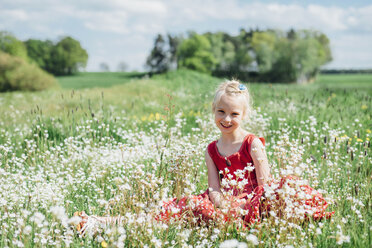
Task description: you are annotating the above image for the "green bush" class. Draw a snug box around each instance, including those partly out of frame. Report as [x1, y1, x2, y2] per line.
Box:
[0, 51, 58, 91]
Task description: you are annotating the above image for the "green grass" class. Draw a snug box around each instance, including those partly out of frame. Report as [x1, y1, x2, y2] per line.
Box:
[315, 73, 372, 88]
[57, 71, 147, 89]
[57, 71, 372, 90]
[0, 70, 371, 247]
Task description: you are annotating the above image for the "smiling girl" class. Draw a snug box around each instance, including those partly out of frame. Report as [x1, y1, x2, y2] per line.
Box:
[158, 79, 333, 225]
[74, 80, 334, 235]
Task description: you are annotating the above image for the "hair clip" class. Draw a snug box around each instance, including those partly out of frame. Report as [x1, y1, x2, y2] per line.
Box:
[238, 84, 246, 91]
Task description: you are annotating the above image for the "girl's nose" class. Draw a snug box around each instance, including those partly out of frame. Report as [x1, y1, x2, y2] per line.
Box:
[224, 115, 231, 122]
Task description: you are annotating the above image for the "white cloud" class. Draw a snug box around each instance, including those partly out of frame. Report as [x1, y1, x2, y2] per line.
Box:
[0, 9, 28, 21]
[166, 1, 372, 33]
[109, 0, 167, 14]
[80, 10, 129, 34]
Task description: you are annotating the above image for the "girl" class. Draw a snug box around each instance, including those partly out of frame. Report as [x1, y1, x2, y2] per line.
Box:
[74, 80, 334, 235]
[158, 80, 333, 225]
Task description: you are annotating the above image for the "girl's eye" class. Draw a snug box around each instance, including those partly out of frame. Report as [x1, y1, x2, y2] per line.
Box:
[232, 113, 239, 116]
[218, 110, 224, 113]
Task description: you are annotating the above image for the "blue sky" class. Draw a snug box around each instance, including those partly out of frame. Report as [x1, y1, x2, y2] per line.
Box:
[1, 0, 372, 71]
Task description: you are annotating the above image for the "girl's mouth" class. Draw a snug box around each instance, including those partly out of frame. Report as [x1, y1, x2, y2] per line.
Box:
[221, 123, 232, 128]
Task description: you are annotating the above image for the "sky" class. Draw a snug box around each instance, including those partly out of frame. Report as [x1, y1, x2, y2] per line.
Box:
[1, 0, 372, 71]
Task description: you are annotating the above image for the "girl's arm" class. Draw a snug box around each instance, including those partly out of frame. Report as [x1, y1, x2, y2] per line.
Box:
[205, 148, 226, 208]
[251, 138, 271, 186]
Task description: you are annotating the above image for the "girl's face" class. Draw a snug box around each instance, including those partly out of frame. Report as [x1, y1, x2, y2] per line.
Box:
[214, 94, 245, 135]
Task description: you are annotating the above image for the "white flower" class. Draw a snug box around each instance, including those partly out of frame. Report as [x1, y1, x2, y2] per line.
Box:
[68, 216, 82, 226]
[220, 239, 239, 248]
[336, 232, 350, 245]
[23, 225, 32, 235]
[247, 234, 259, 245]
[31, 212, 45, 227]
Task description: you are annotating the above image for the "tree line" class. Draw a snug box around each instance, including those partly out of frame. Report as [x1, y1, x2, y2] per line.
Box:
[146, 28, 332, 83]
[0, 31, 88, 76]
[0, 31, 89, 91]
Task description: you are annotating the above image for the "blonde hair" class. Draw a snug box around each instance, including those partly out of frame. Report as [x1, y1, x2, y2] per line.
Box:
[212, 79, 253, 119]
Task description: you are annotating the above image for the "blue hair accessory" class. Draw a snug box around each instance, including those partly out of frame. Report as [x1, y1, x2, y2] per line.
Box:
[238, 84, 247, 91]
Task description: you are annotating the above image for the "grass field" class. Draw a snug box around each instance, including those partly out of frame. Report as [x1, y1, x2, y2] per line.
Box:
[316, 73, 372, 88]
[57, 72, 147, 89]
[0, 70, 371, 247]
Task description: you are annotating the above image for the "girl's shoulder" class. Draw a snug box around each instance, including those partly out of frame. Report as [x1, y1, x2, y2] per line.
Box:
[207, 139, 218, 154]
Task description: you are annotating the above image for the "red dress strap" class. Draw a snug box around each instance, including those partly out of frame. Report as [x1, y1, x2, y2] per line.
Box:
[207, 140, 218, 162]
[245, 135, 265, 156]
[259, 137, 265, 146]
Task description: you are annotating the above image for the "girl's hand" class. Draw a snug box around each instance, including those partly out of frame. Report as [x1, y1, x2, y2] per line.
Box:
[224, 194, 247, 216]
[231, 193, 247, 208]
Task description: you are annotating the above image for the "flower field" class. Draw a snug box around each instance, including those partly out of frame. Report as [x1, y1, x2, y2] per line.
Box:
[0, 70, 371, 247]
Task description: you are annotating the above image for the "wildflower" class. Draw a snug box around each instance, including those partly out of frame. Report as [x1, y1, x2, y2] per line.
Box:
[247, 234, 259, 245]
[31, 212, 45, 227]
[68, 216, 81, 226]
[101, 240, 108, 248]
[219, 239, 239, 248]
[23, 225, 32, 235]
[336, 233, 350, 245]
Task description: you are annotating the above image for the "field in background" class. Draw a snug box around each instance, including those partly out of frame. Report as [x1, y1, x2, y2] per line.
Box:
[57, 72, 146, 89]
[316, 73, 372, 88]
[0, 70, 371, 247]
[57, 72, 372, 89]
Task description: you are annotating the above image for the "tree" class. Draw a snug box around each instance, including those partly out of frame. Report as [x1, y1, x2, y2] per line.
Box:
[177, 34, 216, 74]
[100, 62, 110, 72]
[204, 31, 252, 79]
[205, 32, 234, 70]
[49, 36, 88, 75]
[269, 37, 297, 82]
[167, 34, 181, 70]
[227, 30, 253, 77]
[117, 61, 128, 72]
[0, 31, 28, 61]
[145, 29, 332, 83]
[24, 36, 88, 75]
[249, 29, 332, 83]
[146, 34, 169, 74]
[24, 39, 53, 70]
[292, 30, 332, 83]
[250, 31, 278, 73]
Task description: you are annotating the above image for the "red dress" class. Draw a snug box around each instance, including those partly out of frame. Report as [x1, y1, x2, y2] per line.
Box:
[158, 134, 334, 225]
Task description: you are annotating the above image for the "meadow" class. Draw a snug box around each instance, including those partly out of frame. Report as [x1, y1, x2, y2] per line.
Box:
[0, 70, 371, 247]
